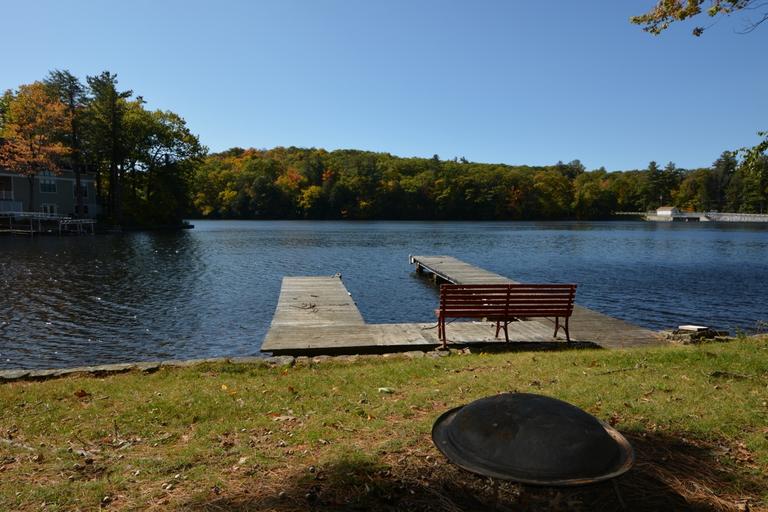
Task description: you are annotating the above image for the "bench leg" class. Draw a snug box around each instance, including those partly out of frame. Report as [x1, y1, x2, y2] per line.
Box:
[554, 317, 572, 342]
[441, 320, 448, 349]
[438, 316, 447, 349]
[495, 321, 510, 342]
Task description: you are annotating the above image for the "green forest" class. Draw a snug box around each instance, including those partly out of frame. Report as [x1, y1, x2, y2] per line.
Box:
[2, 70, 767, 224]
[190, 147, 768, 220]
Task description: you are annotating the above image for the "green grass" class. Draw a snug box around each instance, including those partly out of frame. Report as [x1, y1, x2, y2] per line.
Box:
[1, 337, 767, 511]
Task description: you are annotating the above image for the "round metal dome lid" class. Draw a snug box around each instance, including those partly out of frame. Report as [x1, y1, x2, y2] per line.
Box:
[432, 393, 634, 486]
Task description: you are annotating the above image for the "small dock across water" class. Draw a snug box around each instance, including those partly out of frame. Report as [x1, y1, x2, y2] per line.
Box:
[0, 212, 95, 235]
[261, 256, 663, 355]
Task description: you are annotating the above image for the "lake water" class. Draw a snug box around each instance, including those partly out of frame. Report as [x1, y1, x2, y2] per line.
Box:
[1, 220, 767, 370]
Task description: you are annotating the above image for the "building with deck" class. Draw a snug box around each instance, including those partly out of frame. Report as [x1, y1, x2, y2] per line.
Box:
[645, 207, 768, 223]
[0, 170, 101, 218]
[655, 206, 680, 217]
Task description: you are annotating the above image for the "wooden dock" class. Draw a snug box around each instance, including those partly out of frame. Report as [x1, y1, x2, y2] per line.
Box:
[410, 255, 662, 349]
[261, 275, 566, 355]
[261, 257, 663, 355]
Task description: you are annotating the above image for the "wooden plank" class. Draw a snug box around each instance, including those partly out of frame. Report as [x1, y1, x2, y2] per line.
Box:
[268, 276, 364, 327]
[263, 320, 560, 354]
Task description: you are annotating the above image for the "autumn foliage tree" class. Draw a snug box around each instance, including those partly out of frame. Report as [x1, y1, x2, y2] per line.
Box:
[0, 82, 69, 210]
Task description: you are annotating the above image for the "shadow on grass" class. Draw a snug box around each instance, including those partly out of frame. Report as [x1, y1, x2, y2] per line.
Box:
[466, 340, 602, 353]
[180, 431, 764, 511]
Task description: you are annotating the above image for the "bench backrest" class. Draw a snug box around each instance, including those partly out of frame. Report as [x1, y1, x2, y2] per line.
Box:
[439, 283, 577, 318]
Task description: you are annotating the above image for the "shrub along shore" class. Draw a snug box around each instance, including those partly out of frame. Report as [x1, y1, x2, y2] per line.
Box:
[1, 337, 767, 511]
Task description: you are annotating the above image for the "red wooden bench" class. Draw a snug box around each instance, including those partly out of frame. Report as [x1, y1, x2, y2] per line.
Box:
[435, 283, 577, 348]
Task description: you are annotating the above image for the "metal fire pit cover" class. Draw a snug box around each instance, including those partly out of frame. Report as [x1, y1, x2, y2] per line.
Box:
[432, 393, 634, 486]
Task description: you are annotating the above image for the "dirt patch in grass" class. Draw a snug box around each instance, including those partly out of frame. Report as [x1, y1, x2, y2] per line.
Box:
[178, 431, 763, 512]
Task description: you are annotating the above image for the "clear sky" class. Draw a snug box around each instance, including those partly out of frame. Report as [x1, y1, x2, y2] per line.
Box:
[1, 1, 766, 170]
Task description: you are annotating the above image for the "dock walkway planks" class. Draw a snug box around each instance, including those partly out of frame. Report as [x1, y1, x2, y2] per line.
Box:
[411, 255, 511, 285]
[410, 255, 663, 349]
[261, 275, 561, 355]
[269, 276, 364, 327]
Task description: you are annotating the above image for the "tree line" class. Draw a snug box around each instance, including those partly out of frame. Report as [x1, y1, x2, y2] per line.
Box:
[0, 71, 205, 225]
[190, 147, 768, 220]
[2, 71, 766, 223]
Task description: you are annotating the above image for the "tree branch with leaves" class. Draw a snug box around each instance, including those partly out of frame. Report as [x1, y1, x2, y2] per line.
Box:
[631, 0, 766, 36]
[632, 1, 767, 183]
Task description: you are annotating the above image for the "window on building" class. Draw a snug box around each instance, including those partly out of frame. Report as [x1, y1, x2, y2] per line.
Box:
[39, 172, 57, 194]
[0, 176, 11, 200]
[40, 203, 57, 215]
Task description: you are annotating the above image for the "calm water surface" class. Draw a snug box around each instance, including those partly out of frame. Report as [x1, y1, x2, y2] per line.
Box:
[1, 220, 767, 369]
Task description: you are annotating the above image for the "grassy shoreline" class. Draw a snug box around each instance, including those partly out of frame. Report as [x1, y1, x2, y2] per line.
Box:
[1, 337, 767, 511]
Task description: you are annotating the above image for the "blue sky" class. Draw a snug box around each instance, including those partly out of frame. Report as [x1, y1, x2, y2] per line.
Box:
[2, 1, 766, 170]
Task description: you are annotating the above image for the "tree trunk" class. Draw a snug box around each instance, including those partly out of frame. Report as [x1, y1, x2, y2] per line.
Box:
[147, 165, 153, 201]
[27, 175, 35, 213]
[72, 115, 84, 218]
[110, 96, 122, 224]
[109, 160, 118, 221]
[74, 168, 83, 218]
[95, 169, 102, 213]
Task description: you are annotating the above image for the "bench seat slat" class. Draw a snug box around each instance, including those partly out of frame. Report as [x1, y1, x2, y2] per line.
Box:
[440, 309, 572, 316]
[442, 298, 574, 305]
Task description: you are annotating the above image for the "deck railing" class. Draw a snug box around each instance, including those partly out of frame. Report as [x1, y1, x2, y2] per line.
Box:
[0, 211, 71, 220]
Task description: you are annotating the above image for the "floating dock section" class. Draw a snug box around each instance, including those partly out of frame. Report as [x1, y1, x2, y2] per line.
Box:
[411, 255, 661, 349]
[261, 256, 663, 355]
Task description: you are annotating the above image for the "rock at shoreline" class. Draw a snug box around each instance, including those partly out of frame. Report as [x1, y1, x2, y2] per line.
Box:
[265, 356, 295, 367]
[662, 327, 730, 345]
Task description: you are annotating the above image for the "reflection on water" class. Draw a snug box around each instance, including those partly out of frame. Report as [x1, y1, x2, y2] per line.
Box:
[1, 220, 767, 369]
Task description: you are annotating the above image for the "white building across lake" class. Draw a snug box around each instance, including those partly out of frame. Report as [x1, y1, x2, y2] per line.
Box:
[655, 206, 681, 217]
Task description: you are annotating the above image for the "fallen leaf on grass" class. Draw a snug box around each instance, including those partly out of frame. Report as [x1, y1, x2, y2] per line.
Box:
[74, 389, 91, 399]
